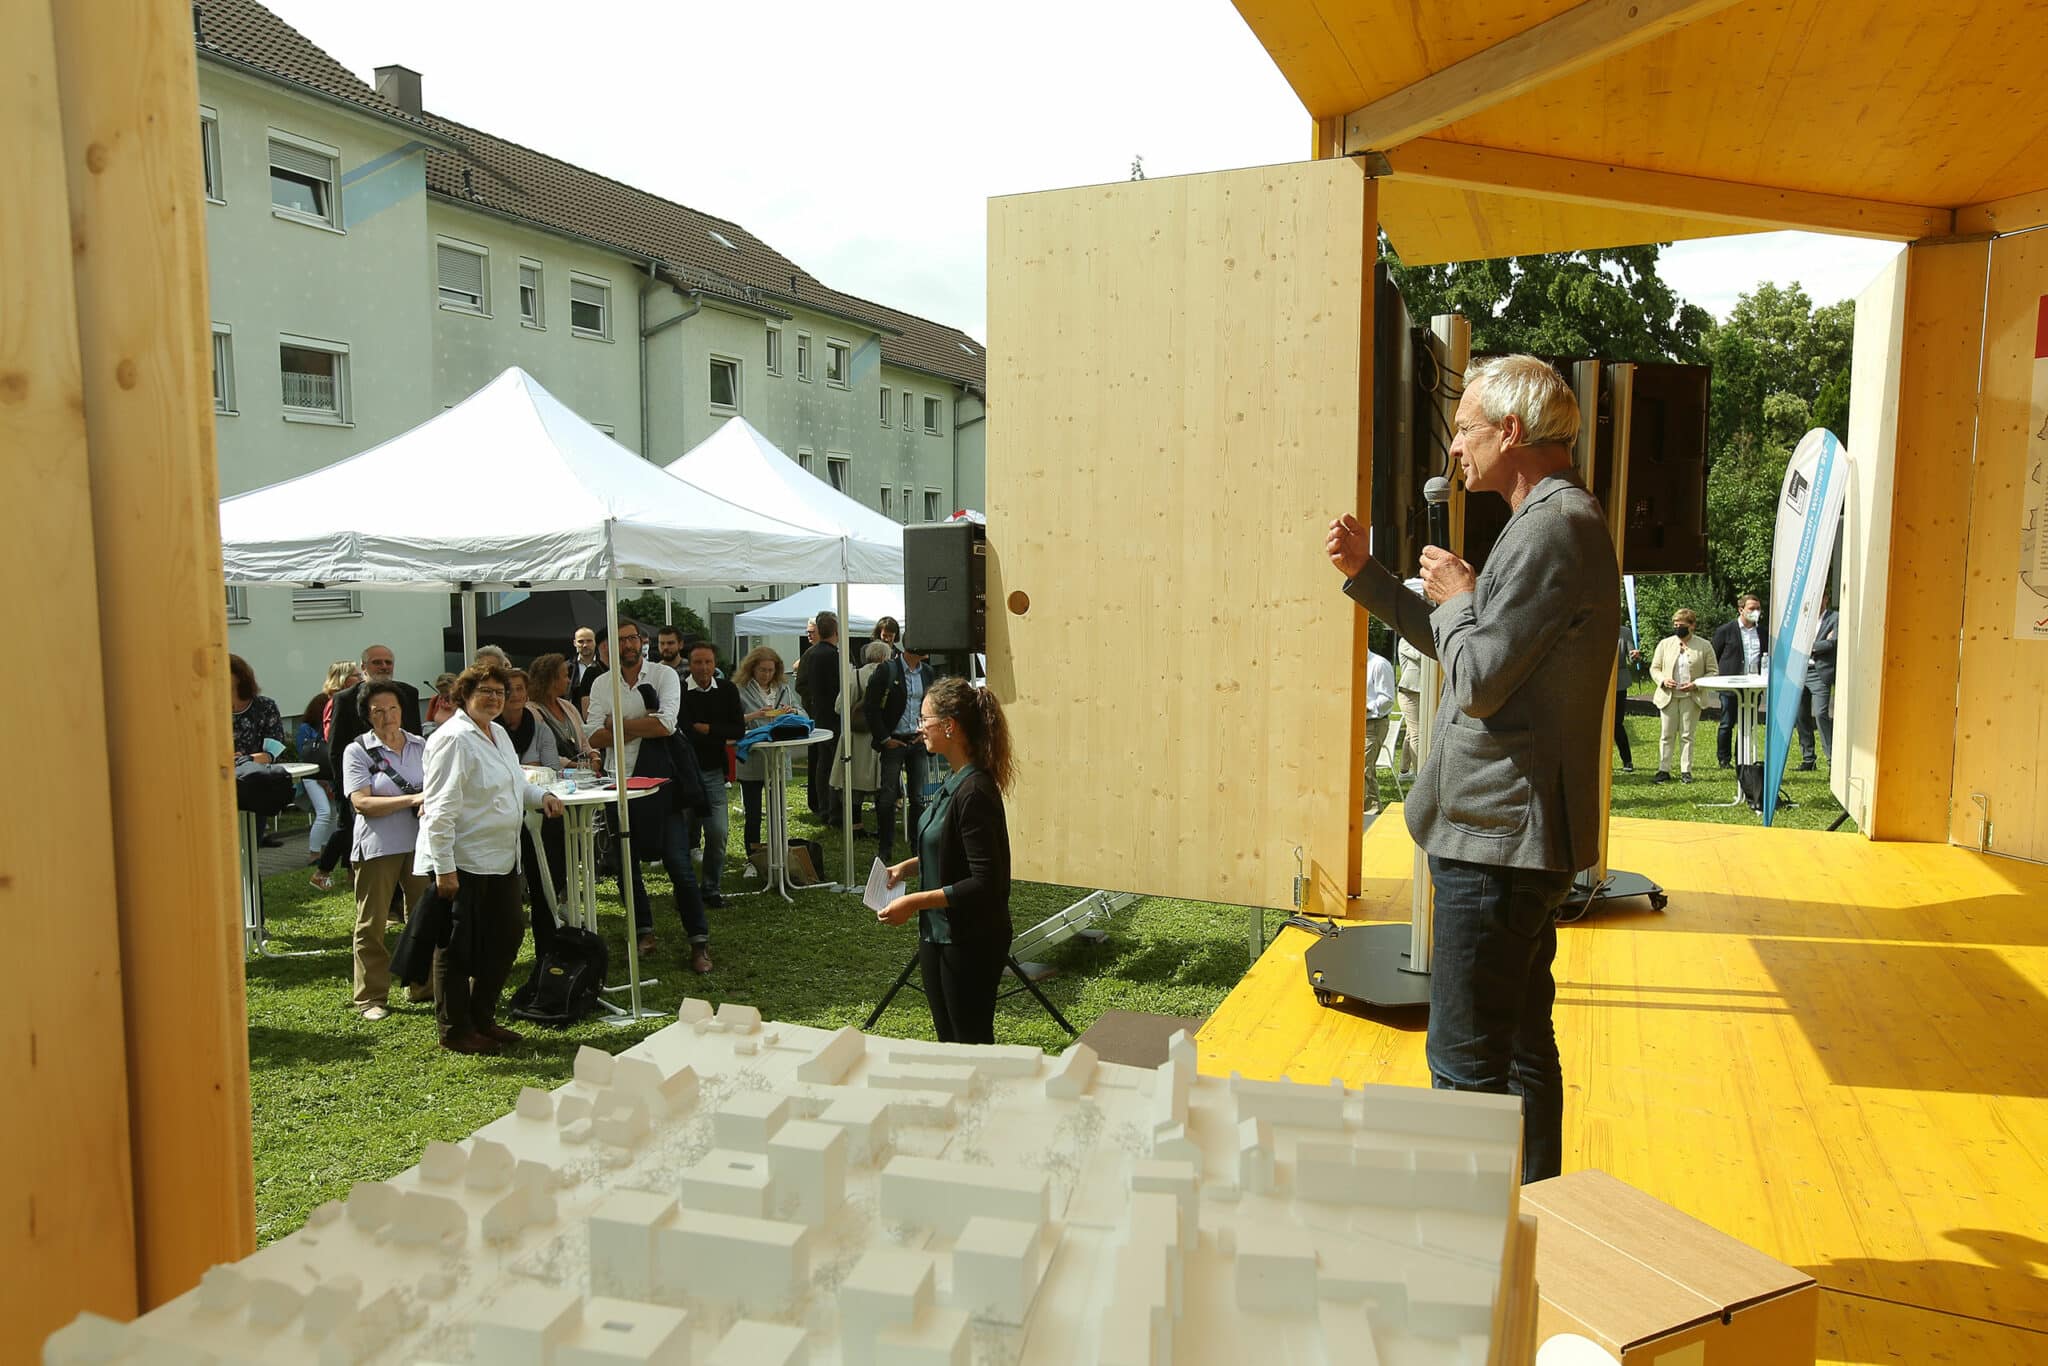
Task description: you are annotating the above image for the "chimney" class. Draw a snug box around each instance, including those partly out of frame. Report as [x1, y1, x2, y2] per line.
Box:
[375, 65, 422, 117]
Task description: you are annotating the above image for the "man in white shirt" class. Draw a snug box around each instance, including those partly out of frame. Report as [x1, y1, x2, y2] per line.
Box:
[1364, 648, 1396, 814]
[585, 619, 712, 973]
[1395, 579, 1426, 777]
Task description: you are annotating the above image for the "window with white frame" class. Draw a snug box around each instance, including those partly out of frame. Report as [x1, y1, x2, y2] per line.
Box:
[709, 356, 741, 413]
[518, 259, 544, 327]
[924, 489, 942, 522]
[797, 447, 814, 474]
[436, 239, 489, 313]
[826, 339, 851, 388]
[225, 586, 248, 624]
[827, 455, 849, 492]
[900, 391, 912, 429]
[901, 486, 913, 524]
[279, 336, 349, 423]
[292, 588, 362, 620]
[879, 386, 891, 426]
[795, 332, 812, 381]
[570, 274, 611, 339]
[880, 487, 894, 519]
[211, 324, 236, 415]
[201, 107, 224, 202]
[924, 396, 942, 433]
[766, 325, 782, 375]
[267, 132, 338, 227]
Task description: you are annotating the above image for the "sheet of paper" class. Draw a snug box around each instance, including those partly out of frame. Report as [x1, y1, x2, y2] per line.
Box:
[862, 858, 902, 912]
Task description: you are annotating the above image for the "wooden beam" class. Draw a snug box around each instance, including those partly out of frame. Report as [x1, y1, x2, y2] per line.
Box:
[50, 0, 256, 1308]
[1955, 185, 2048, 237]
[1382, 137, 1953, 242]
[2, 1, 140, 1355]
[1342, 0, 1745, 153]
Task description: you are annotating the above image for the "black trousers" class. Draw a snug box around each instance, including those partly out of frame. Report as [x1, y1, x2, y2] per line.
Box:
[426, 870, 525, 1040]
[806, 732, 838, 814]
[1716, 690, 1739, 765]
[1612, 700, 1633, 767]
[918, 929, 1012, 1045]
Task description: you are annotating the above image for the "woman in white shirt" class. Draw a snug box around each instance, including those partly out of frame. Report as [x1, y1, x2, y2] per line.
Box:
[415, 660, 563, 1055]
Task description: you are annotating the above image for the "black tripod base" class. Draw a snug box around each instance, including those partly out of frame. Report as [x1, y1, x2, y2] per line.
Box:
[1303, 922, 1433, 1009]
[863, 949, 1077, 1037]
[1561, 868, 1668, 921]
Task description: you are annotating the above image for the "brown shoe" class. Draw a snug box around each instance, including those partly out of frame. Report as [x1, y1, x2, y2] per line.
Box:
[637, 933, 658, 956]
[479, 1022, 522, 1046]
[691, 945, 713, 975]
[439, 1031, 500, 1056]
[407, 985, 434, 1004]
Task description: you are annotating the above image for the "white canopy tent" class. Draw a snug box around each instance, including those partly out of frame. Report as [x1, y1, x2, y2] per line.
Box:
[219, 367, 866, 1018]
[735, 583, 906, 638]
[666, 417, 907, 885]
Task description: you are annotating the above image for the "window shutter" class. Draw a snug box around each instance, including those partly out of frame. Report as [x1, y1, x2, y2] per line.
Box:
[438, 245, 484, 297]
[571, 279, 606, 308]
[268, 140, 332, 181]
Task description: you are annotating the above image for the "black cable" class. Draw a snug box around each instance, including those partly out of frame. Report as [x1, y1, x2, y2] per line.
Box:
[1280, 914, 1342, 939]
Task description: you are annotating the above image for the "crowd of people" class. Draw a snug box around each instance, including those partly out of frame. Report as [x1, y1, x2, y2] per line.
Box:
[230, 606, 1019, 1052]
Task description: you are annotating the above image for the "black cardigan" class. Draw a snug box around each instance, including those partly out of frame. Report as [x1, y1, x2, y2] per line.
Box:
[926, 767, 1012, 945]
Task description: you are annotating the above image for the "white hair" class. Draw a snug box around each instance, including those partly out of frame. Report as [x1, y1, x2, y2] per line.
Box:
[1468, 355, 1580, 448]
[863, 640, 892, 664]
[473, 645, 511, 667]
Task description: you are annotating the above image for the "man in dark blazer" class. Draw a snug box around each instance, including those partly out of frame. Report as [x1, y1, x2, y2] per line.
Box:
[1327, 355, 1619, 1185]
[795, 610, 842, 816]
[1710, 593, 1766, 768]
[1795, 597, 1839, 768]
[327, 643, 422, 781]
[863, 642, 936, 863]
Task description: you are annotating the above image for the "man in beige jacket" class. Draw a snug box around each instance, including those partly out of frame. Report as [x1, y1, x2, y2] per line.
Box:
[1650, 608, 1718, 783]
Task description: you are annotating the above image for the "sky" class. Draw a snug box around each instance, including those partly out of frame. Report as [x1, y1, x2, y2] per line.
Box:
[261, 0, 1906, 341]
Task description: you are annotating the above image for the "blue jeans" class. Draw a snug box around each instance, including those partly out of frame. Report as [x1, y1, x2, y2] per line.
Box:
[1425, 854, 1575, 1183]
[688, 765, 730, 895]
[876, 739, 928, 862]
[616, 795, 709, 943]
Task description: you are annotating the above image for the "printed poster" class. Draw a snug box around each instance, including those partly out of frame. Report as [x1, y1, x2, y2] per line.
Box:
[2019, 296, 2048, 640]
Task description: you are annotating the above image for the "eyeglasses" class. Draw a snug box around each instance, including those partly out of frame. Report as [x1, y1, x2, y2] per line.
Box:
[472, 687, 507, 699]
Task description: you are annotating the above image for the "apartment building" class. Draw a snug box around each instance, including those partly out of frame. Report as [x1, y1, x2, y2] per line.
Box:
[198, 0, 985, 698]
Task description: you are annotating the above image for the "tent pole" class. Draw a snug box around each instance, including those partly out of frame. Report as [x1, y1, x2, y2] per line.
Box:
[460, 589, 478, 661]
[663, 589, 673, 627]
[606, 578, 645, 1020]
[838, 579, 855, 887]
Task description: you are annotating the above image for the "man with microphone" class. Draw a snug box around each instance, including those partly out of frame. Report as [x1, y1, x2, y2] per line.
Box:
[1325, 355, 1619, 1183]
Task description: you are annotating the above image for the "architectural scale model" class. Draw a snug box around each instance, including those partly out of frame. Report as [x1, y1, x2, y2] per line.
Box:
[46, 1003, 1540, 1365]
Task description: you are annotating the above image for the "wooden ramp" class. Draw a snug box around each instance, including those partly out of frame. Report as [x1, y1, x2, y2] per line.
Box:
[1197, 809, 2048, 1364]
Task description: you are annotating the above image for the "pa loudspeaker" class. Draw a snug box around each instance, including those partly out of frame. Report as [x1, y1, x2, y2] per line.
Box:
[903, 521, 986, 652]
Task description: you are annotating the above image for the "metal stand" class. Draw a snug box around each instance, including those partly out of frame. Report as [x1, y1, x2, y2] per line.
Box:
[238, 808, 328, 959]
[1011, 889, 1134, 980]
[1559, 867, 1668, 923]
[864, 948, 1078, 1037]
[1303, 921, 1434, 1008]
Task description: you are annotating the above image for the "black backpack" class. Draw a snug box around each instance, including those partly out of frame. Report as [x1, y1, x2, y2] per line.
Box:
[507, 925, 609, 1026]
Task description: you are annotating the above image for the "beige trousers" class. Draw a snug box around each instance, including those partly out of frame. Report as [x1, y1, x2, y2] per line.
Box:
[1658, 694, 1702, 776]
[352, 851, 426, 1009]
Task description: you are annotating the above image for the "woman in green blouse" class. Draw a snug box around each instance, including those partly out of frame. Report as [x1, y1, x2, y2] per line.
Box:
[877, 677, 1015, 1044]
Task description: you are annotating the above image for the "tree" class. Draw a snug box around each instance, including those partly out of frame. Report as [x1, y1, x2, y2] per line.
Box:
[1385, 241, 1711, 364]
[1129, 155, 1146, 182]
[615, 592, 707, 644]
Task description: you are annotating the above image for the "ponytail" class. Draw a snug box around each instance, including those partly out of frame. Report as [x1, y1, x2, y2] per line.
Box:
[928, 677, 1016, 795]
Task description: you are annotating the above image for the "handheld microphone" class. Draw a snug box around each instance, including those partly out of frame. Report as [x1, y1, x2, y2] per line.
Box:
[1423, 476, 1452, 552]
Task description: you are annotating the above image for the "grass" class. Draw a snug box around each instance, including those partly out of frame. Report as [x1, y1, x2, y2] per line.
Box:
[245, 796, 1286, 1243]
[248, 700, 1847, 1242]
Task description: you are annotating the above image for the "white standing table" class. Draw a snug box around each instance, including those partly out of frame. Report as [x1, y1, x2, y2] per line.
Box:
[238, 760, 325, 959]
[752, 729, 837, 903]
[1697, 673, 1767, 814]
[528, 782, 659, 1023]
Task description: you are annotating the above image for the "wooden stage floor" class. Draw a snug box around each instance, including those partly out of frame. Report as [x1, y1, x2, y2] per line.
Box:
[1195, 809, 2048, 1365]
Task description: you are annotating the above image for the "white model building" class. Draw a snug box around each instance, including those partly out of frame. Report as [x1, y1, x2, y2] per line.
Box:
[45, 1006, 1542, 1366]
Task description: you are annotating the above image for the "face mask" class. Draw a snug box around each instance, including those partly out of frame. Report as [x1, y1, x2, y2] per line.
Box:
[1675, 625, 1691, 638]
[1742, 610, 1758, 625]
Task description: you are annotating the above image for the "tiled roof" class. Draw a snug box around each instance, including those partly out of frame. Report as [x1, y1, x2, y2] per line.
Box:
[193, 0, 985, 391]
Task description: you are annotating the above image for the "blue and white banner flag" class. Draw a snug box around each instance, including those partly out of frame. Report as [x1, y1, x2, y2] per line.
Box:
[1763, 429, 1848, 824]
[1623, 574, 1639, 650]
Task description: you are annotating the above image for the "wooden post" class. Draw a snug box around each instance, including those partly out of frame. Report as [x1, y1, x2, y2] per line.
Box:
[1, 1, 142, 1353]
[49, 0, 256, 1313]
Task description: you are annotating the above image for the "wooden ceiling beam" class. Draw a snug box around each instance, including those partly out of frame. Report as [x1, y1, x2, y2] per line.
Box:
[1955, 186, 2048, 236]
[1380, 138, 1953, 241]
[1341, 0, 1745, 154]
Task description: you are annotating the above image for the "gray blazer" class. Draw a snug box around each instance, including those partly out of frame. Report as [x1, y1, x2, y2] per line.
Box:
[1344, 474, 1620, 872]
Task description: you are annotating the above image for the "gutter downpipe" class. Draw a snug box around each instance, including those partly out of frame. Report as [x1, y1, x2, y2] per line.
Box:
[639, 261, 701, 459]
[952, 387, 986, 515]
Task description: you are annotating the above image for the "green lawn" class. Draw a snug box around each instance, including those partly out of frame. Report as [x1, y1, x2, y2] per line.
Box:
[245, 798, 1285, 1243]
[249, 702, 1845, 1242]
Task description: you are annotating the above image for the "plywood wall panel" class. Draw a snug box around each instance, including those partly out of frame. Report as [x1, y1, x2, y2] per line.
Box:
[1869, 241, 1986, 843]
[0, 3, 140, 1355]
[1949, 231, 2048, 861]
[985, 161, 1375, 914]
